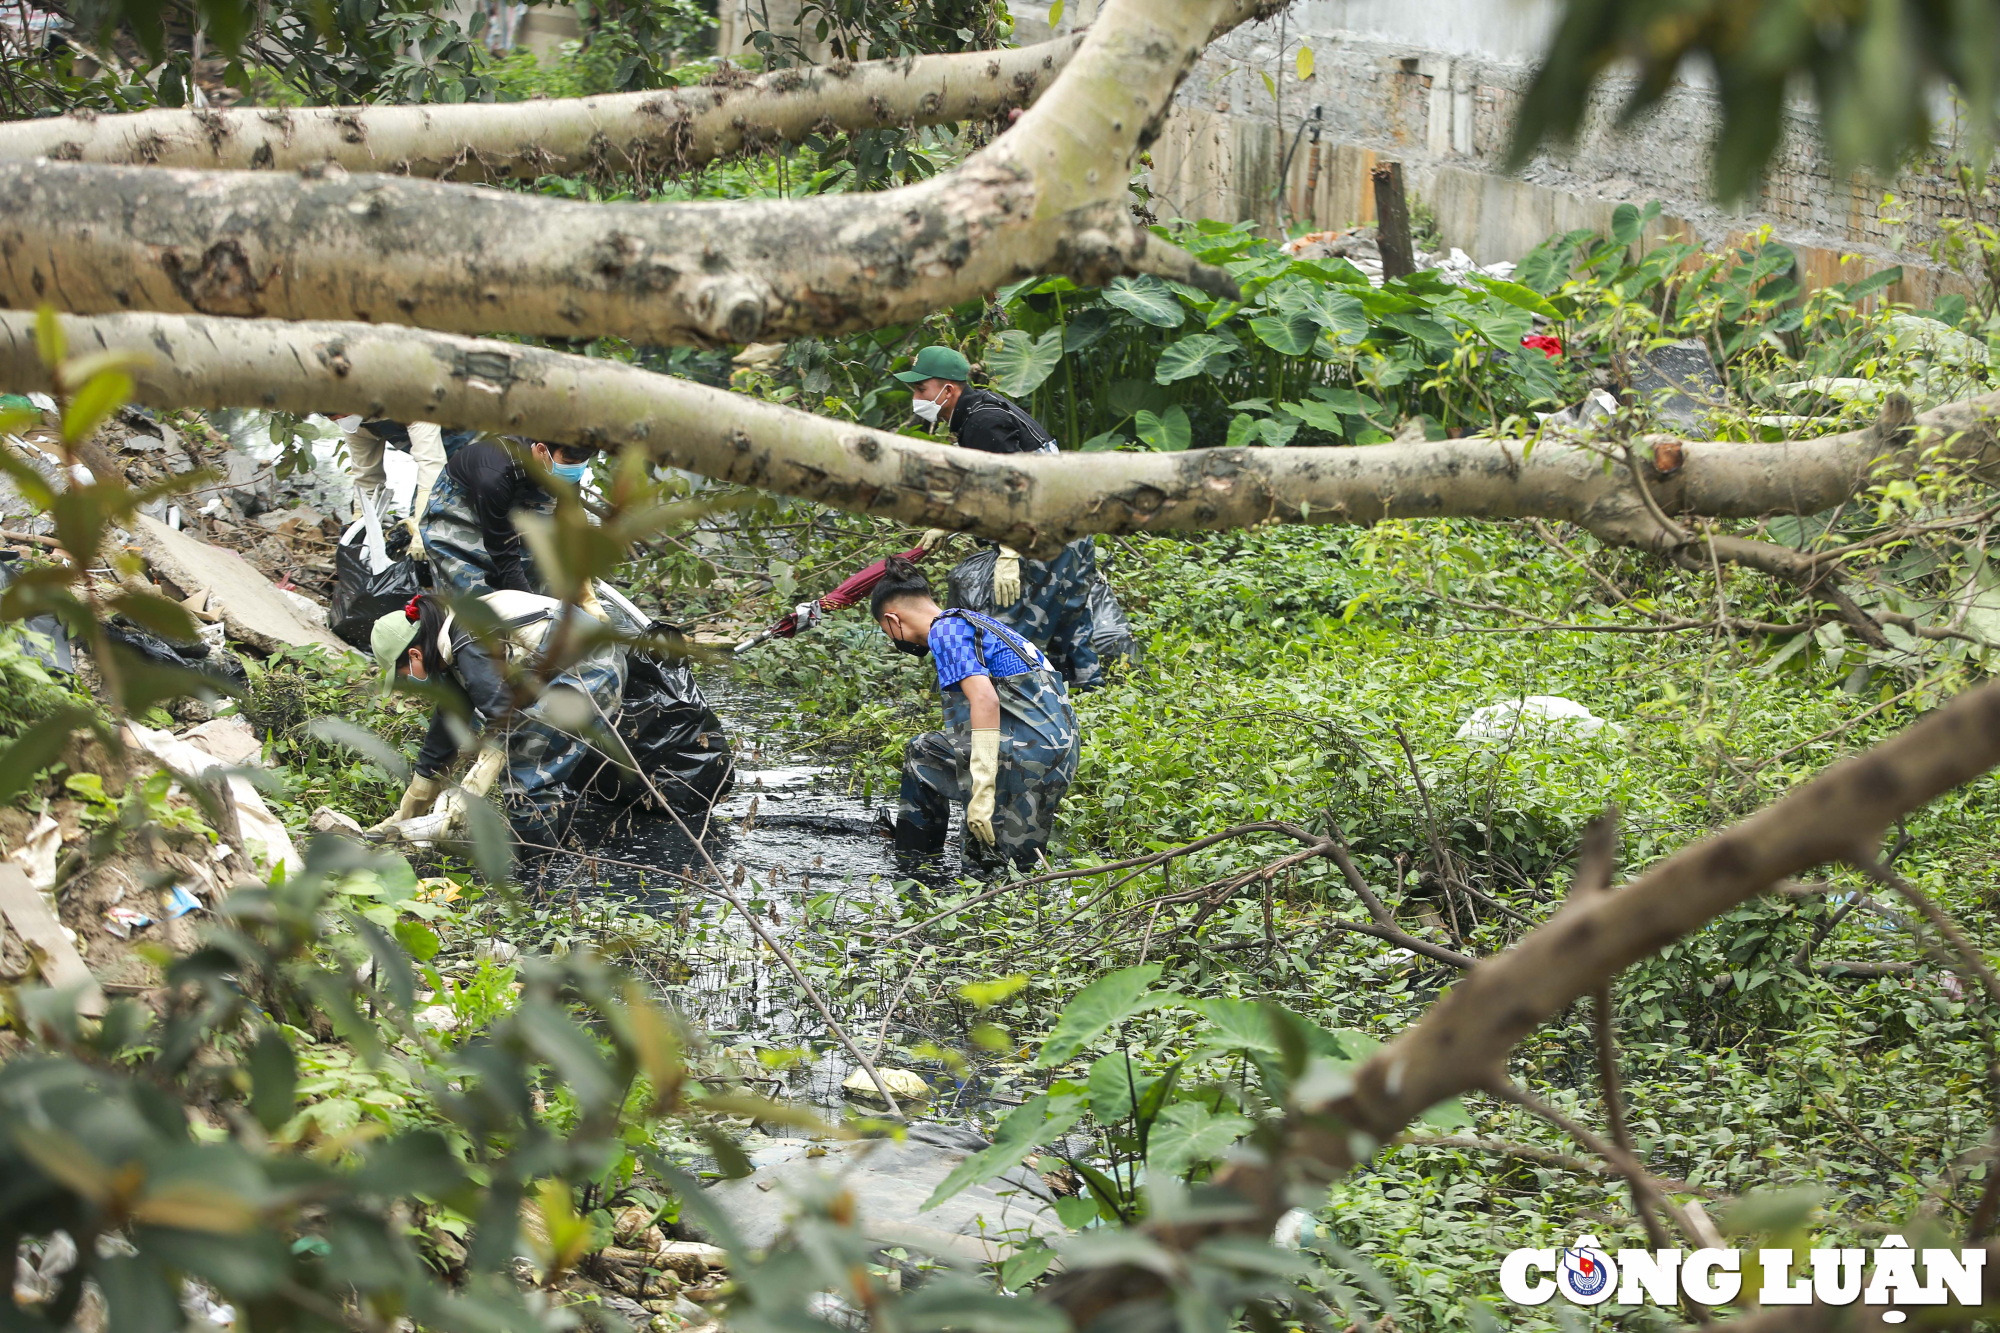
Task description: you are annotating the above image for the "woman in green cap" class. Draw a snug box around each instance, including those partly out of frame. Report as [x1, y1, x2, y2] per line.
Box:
[366, 590, 628, 843]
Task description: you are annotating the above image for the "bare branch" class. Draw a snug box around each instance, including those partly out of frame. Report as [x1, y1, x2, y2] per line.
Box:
[0, 36, 1083, 181]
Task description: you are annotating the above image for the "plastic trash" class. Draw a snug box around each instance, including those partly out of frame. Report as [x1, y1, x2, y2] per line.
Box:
[1087, 575, 1138, 662]
[102, 620, 249, 695]
[1455, 695, 1618, 743]
[594, 650, 735, 812]
[0, 552, 71, 674]
[946, 546, 999, 612]
[328, 497, 425, 649]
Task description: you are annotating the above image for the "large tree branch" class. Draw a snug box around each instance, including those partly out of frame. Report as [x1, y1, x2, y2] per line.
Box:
[1047, 677, 2000, 1326]
[7, 311, 1998, 558]
[0, 37, 1083, 181]
[0, 0, 1278, 344]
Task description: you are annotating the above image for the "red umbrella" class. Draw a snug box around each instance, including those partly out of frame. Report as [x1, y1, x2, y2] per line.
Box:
[734, 545, 931, 653]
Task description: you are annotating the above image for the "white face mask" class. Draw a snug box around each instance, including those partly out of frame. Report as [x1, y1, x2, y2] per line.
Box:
[912, 388, 947, 427]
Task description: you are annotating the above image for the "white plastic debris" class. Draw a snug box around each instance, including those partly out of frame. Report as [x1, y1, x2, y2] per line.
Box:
[124, 721, 301, 875]
[6, 812, 60, 891]
[1454, 695, 1620, 743]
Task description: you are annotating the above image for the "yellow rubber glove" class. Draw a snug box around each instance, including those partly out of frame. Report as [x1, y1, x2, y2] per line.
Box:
[965, 728, 1000, 848]
[918, 528, 951, 553]
[404, 517, 426, 561]
[438, 748, 506, 839]
[993, 547, 1022, 607]
[366, 773, 441, 838]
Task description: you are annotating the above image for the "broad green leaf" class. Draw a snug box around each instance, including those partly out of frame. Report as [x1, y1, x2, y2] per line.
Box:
[1249, 311, 1319, 355]
[899, 1279, 1071, 1333]
[1037, 964, 1171, 1065]
[1307, 385, 1383, 416]
[1103, 275, 1185, 328]
[1155, 334, 1234, 385]
[1471, 276, 1562, 320]
[1277, 399, 1346, 434]
[922, 1093, 1082, 1208]
[1147, 1102, 1252, 1181]
[1260, 70, 1277, 99]
[1225, 413, 1260, 449]
[305, 718, 412, 783]
[98, 1255, 179, 1333]
[1086, 1049, 1154, 1123]
[109, 589, 201, 645]
[1079, 429, 1130, 451]
[1258, 417, 1300, 447]
[986, 327, 1064, 398]
[1186, 996, 1282, 1054]
[999, 1245, 1058, 1291]
[1296, 45, 1314, 79]
[394, 919, 441, 963]
[1611, 202, 1643, 248]
[35, 304, 64, 369]
[1135, 406, 1192, 453]
[247, 1027, 297, 1133]
[1047, 0, 1063, 26]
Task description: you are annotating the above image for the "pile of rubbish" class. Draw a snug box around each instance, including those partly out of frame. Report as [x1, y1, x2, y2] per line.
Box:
[1281, 226, 1518, 288]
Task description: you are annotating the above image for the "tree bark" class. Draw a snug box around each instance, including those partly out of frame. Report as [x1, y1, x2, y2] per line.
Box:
[1048, 676, 2000, 1327]
[7, 311, 1996, 558]
[0, 36, 1083, 182]
[1371, 160, 1415, 281]
[0, 0, 1282, 345]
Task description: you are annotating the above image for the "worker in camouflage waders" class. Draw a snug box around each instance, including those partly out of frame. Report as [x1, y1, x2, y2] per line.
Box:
[420, 435, 598, 598]
[897, 345, 1102, 691]
[871, 556, 1080, 876]
[366, 589, 628, 845]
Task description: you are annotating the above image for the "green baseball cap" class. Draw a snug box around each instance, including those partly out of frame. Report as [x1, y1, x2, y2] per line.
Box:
[894, 345, 971, 384]
[371, 608, 420, 679]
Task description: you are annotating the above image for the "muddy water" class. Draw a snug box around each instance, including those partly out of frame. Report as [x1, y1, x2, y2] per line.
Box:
[533, 678, 985, 1111]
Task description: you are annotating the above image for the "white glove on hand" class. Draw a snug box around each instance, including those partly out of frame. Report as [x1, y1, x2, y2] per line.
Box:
[404, 517, 426, 561]
[366, 773, 441, 838]
[918, 528, 950, 553]
[965, 728, 1000, 848]
[462, 747, 506, 799]
[993, 547, 1023, 607]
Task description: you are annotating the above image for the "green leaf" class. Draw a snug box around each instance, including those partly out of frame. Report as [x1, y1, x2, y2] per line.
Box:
[394, 919, 442, 963]
[1611, 202, 1643, 248]
[1186, 996, 1282, 1054]
[1147, 1102, 1251, 1181]
[98, 1255, 180, 1333]
[1225, 414, 1260, 449]
[1279, 399, 1347, 434]
[1472, 276, 1563, 320]
[0, 706, 89, 803]
[1135, 406, 1191, 453]
[1079, 430, 1130, 452]
[1102, 275, 1186, 328]
[247, 1027, 297, 1133]
[35, 305, 65, 370]
[513, 998, 618, 1112]
[1037, 964, 1170, 1065]
[350, 914, 415, 1014]
[959, 974, 1030, 1007]
[62, 370, 133, 446]
[986, 328, 1065, 398]
[1257, 417, 1300, 447]
[899, 1278, 1071, 1333]
[1047, 0, 1063, 26]
[1155, 334, 1234, 385]
[999, 1245, 1058, 1291]
[352, 1130, 470, 1200]
[1086, 1049, 1153, 1123]
[922, 1093, 1081, 1209]
[1261, 70, 1277, 99]
[1249, 311, 1320, 356]
[1308, 385, 1383, 416]
[109, 589, 201, 645]
[1296, 45, 1314, 79]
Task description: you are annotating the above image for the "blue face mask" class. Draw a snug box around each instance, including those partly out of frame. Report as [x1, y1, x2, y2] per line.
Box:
[550, 459, 590, 485]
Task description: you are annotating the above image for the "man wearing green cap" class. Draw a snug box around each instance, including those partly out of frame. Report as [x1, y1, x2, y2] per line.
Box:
[895, 345, 1102, 691]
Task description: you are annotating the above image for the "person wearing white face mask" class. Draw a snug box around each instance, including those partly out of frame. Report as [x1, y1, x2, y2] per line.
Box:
[420, 434, 601, 601]
[894, 345, 1104, 691]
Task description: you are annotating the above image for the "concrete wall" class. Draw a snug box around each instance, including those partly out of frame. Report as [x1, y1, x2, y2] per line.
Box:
[1130, 0, 1971, 305]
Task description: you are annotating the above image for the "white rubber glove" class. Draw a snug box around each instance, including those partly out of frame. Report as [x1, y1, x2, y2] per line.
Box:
[993, 547, 1023, 607]
[965, 728, 1000, 848]
[918, 528, 950, 553]
[366, 773, 441, 838]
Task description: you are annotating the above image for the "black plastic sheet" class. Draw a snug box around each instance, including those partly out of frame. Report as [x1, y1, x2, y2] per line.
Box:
[945, 547, 1138, 663]
[102, 621, 249, 694]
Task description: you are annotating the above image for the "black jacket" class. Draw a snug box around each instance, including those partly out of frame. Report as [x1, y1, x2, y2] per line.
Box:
[949, 388, 1058, 455]
[441, 440, 547, 593]
[412, 631, 512, 779]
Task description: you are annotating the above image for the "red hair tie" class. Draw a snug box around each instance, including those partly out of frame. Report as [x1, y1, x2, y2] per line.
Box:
[404, 595, 423, 622]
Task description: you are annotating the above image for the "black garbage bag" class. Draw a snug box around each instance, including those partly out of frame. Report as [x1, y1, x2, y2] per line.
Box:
[0, 552, 71, 674]
[1087, 575, 1139, 663]
[591, 652, 735, 812]
[102, 620, 249, 695]
[329, 522, 425, 649]
[946, 547, 998, 614]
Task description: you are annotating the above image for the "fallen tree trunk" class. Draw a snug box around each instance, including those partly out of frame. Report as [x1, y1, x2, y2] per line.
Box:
[5, 311, 1994, 559]
[0, 36, 1082, 182]
[1048, 675, 2000, 1327]
[0, 0, 1278, 345]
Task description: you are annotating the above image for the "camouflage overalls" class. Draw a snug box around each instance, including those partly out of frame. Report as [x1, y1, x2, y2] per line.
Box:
[1000, 537, 1102, 692]
[421, 468, 554, 598]
[896, 609, 1080, 875]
